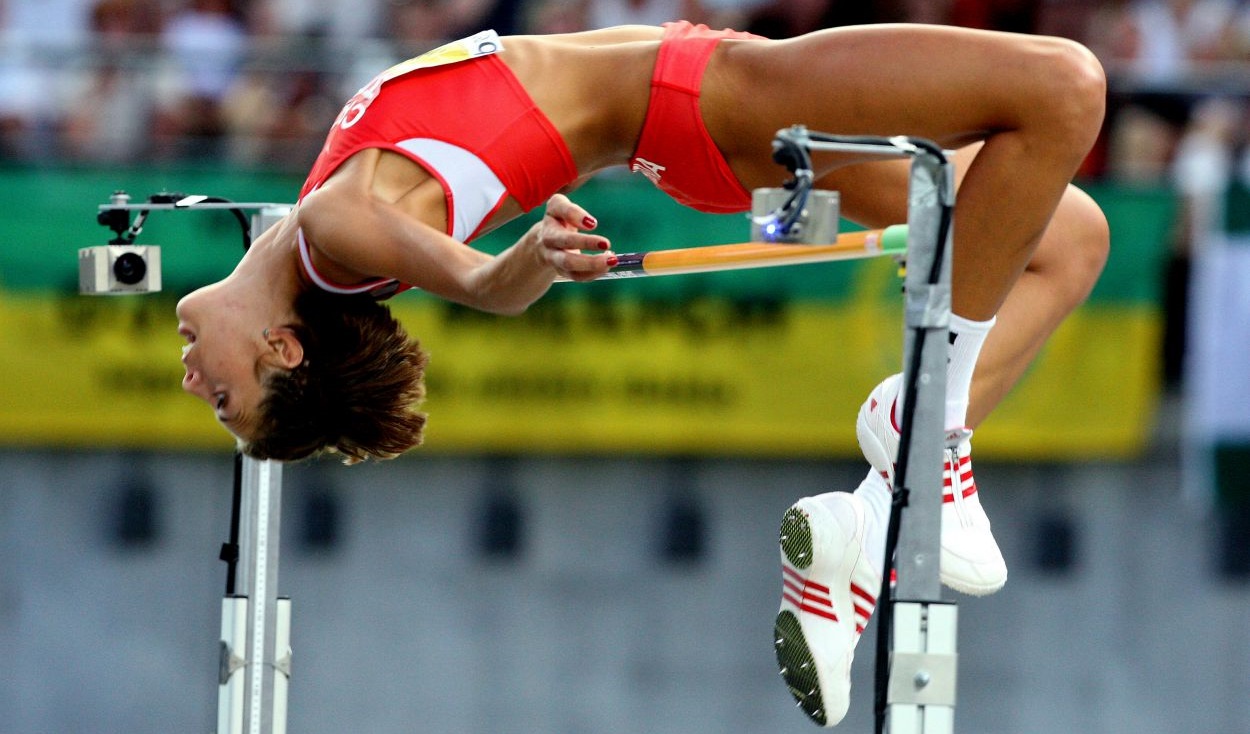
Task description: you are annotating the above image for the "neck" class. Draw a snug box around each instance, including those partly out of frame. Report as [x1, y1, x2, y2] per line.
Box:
[221, 209, 305, 319]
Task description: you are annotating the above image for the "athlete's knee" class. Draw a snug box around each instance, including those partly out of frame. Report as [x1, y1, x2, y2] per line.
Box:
[1031, 37, 1107, 149]
[1057, 38, 1106, 124]
[1071, 194, 1110, 288]
[1038, 187, 1110, 306]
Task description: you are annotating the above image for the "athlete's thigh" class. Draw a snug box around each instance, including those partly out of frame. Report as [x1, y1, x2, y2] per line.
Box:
[705, 24, 1065, 190]
[826, 142, 1104, 273]
[818, 147, 981, 229]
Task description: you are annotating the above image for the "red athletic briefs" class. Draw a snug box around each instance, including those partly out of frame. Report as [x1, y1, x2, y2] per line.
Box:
[629, 22, 762, 214]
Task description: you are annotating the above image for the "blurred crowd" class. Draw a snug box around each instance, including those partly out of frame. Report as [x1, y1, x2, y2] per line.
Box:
[4, 0, 1250, 201]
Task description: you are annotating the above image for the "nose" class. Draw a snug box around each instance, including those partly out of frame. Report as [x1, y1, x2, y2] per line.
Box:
[176, 287, 204, 319]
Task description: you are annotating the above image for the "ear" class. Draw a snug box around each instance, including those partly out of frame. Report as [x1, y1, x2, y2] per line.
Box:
[264, 326, 305, 370]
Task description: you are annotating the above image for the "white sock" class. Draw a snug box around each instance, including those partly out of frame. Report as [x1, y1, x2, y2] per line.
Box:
[851, 470, 891, 575]
[945, 313, 995, 431]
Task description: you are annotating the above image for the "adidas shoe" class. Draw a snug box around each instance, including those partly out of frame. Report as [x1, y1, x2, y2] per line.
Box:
[775, 493, 881, 727]
[855, 373, 1007, 596]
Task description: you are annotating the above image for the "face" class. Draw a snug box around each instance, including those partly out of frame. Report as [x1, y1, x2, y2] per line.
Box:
[176, 285, 269, 440]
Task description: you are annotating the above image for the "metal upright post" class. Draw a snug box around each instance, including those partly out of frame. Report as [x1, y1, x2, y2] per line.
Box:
[882, 143, 958, 734]
[233, 456, 288, 734]
[218, 206, 294, 734]
[759, 129, 959, 734]
[84, 192, 297, 734]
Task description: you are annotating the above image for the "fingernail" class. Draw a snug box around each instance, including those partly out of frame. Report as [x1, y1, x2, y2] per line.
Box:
[606, 255, 619, 267]
[583, 216, 597, 228]
[598, 239, 610, 250]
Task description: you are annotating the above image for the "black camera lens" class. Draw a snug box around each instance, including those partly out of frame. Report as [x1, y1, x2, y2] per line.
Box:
[113, 252, 147, 285]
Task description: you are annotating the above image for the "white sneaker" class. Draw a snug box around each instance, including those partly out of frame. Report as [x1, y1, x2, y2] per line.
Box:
[775, 493, 881, 727]
[855, 373, 1007, 596]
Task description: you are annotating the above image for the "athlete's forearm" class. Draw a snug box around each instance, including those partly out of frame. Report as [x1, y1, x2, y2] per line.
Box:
[464, 195, 613, 314]
[463, 224, 560, 315]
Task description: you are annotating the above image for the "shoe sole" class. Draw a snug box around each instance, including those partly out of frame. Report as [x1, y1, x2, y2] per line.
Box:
[938, 550, 1007, 596]
[941, 576, 1005, 596]
[774, 506, 829, 726]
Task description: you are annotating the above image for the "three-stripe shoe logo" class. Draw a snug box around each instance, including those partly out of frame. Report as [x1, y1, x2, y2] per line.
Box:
[781, 564, 878, 634]
[849, 583, 876, 635]
[782, 563, 837, 622]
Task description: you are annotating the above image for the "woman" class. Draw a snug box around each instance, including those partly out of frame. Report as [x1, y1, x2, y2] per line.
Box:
[176, 22, 1107, 726]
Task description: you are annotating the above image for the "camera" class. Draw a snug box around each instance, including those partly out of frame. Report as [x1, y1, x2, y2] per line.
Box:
[78, 245, 162, 295]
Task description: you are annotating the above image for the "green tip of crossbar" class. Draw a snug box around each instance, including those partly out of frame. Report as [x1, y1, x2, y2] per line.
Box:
[880, 224, 909, 254]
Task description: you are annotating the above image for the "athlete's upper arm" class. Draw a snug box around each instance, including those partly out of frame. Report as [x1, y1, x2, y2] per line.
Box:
[297, 185, 492, 306]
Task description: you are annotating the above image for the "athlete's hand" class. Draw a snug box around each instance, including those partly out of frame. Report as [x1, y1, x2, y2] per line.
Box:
[533, 194, 615, 282]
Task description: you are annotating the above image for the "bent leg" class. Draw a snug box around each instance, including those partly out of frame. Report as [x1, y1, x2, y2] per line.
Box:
[965, 186, 1109, 426]
[820, 145, 1111, 427]
[834, 148, 1108, 599]
[707, 24, 1107, 320]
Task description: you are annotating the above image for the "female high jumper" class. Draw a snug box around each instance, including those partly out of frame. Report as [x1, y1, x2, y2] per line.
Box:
[174, 22, 1108, 727]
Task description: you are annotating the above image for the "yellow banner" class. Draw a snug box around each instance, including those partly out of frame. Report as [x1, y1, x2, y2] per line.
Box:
[0, 260, 1160, 459]
[0, 170, 1171, 458]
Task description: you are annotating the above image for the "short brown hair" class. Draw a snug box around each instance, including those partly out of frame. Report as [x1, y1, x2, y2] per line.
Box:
[240, 289, 428, 464]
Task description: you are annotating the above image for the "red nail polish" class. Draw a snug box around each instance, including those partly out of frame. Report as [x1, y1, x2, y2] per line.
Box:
[583, 216, 597, 228]
[598, 240, 610, 250]
[606, 255, 619, 267]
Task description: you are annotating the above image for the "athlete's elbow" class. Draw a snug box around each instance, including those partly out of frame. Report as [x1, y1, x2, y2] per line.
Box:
[461, 265, 551, 316]
[462, 284, 543, 316]
[484, 300, 532, 317]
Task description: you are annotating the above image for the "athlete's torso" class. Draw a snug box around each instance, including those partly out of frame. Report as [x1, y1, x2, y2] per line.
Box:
[295, 24, 774, 296]
[306, 28, 663, 236]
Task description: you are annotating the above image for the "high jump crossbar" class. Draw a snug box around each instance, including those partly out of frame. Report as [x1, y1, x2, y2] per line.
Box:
[565, 224, 909, 280]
